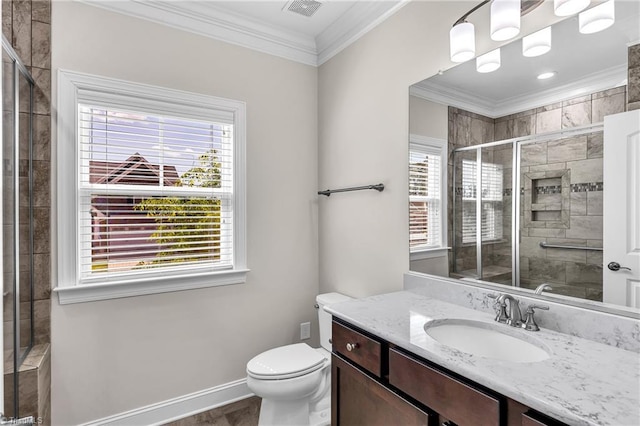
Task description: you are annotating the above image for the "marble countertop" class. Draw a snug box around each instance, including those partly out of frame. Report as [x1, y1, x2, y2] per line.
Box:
[325, 290, 640, 426]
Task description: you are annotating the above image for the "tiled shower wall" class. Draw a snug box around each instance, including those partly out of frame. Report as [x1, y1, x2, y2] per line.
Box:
[448, 85, 627, 301]
[2, 0, 51, 422]
[3, 0, 51, 351]
[629, 43, 640, 111]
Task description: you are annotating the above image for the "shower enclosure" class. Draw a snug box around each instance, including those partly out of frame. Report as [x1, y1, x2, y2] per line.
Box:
[452, 124, 605, 302]
[2, 34, 35, 422]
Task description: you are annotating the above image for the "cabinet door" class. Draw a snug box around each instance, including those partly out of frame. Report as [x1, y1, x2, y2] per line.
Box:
[332, 355, 431, 426]
[522, 411, 567, 426]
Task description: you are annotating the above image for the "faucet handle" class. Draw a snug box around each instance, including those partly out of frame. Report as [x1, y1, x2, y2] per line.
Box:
[522, 304, 549, 331]
[528, 304, 549, 311]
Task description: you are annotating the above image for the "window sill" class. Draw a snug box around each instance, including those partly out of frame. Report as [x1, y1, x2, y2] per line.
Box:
[54, 268, 250, 305]
[410, 247, 451, 261]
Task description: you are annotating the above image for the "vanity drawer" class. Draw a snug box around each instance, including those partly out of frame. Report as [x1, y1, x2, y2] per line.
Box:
[332, 321, 382, 377]
[389, 348, 500, 426]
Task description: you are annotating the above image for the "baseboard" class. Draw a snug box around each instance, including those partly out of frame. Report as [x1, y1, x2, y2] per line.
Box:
[80, 379, 253, 426]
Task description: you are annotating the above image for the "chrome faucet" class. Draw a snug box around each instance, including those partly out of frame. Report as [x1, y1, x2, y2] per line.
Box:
[488, 293, 520, 326]
[498, 294, 522, 327]
[489, 292, 549, 331]
[534, 283, 553, 295]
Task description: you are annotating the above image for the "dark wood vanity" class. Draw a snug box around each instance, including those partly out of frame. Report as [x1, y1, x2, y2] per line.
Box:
[331, 318, 566, 426]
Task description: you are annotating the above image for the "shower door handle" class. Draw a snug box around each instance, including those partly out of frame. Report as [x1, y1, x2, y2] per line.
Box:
[607, 262, 631, 272]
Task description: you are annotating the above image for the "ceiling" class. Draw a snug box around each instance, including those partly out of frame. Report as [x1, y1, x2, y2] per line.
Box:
[81, 0, 409, 66]
[411, 0, 640, 117]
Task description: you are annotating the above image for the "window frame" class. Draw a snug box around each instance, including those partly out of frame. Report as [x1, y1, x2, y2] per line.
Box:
[55, 70, 248, 304]
[460, 159, 504, 245]
[409, 135, 448, 261]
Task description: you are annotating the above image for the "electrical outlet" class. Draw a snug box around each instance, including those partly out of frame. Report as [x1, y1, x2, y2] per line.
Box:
[300, 322, 311, 340]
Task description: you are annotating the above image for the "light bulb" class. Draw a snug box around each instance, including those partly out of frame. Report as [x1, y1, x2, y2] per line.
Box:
[450, 22, 475, 62]
[523, 27, 551, 57]
[579, 0, 615, 34]
[491, 0, 521, 41]
[554, 0, 590, 16]
[476, 49, 501, 73]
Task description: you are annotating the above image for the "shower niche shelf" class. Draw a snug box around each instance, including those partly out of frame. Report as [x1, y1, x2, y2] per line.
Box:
[523, 170, 570, 229]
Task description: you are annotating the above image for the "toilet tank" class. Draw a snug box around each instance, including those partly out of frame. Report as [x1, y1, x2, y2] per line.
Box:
[316, 292, 353, 351]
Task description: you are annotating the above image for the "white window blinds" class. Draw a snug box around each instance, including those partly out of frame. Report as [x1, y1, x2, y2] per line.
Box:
[78, 104, 234, 282]
[461, 160, 504, 243]
[409, 144, 442, 250]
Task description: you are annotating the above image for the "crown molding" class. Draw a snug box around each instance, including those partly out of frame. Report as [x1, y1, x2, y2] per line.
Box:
[316, 0, 410, 65]
[410, 64, 628, 118]
[78, 0, 408, 67]
[79, 0, 318, 65]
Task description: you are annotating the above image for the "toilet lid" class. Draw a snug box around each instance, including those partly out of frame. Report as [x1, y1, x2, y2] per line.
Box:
[247, 343, 327, 380]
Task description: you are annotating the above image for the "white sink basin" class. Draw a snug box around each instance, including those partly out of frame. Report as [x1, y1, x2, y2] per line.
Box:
[424, 319, 551, 363]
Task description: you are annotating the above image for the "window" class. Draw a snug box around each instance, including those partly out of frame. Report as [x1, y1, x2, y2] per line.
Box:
[56, 70, 247, 304]
[461, 159, 503, 244]
[409, 136, 446, 255]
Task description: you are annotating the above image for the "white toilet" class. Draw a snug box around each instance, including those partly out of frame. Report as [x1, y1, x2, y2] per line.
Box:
[246, 292, 352, 426]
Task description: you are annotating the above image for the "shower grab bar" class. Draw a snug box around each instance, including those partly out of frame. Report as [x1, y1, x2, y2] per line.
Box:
[318, 183, 384, 196]
[539, 242, 603, 251]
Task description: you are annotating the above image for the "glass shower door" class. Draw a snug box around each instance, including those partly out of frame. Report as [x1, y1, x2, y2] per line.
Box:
[2, 44, 17, 419]
[452, 149, 479, 277]
[1, 35, 35, 423]
[452, 143, 515, 286]
[480, 143, 513, 285]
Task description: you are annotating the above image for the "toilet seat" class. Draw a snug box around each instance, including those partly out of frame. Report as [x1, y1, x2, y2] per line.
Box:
[247, 343, 327, 380]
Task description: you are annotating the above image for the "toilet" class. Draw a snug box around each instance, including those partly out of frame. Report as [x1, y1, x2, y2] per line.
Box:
[246, 292, 353, 426]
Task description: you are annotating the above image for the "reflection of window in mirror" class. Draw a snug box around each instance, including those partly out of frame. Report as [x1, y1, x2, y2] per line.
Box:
[461, 160, 504, 244]
[409, 135, 447, 260]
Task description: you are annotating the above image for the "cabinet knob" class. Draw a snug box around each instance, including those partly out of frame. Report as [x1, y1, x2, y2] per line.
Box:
[346, 342, 359, 352]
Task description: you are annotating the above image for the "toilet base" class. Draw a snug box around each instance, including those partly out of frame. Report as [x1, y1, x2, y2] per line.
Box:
[309, 397, 331, 426]
[257, 393, 330, 426]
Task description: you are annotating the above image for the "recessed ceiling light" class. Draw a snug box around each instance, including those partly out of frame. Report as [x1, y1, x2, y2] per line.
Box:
[537, 72, 556, 80]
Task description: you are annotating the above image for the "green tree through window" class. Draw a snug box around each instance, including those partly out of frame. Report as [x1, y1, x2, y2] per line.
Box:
[135, 149, 223, 266]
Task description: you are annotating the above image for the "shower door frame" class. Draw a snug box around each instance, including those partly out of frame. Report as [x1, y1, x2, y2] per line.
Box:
[452, 122, 605, 288]
[1, 33, 35, 421]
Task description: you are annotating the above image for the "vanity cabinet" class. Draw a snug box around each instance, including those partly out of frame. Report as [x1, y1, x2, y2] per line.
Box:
[331, 319, 567, 426]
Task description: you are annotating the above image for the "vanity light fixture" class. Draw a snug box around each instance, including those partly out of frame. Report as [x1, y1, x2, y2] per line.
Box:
[491, 0, 521, 41]
[522, 26, 551, 57]
[450, 21, 476, 62]
[579, 0, 615, 34]
[449, 0, 540, 63]
[554, 0, 590, 17]
[477, 48, 501, 73]
[537, 71, 556, 80]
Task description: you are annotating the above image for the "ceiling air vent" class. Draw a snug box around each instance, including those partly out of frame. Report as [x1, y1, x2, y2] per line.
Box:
[284, 0, 323, 18]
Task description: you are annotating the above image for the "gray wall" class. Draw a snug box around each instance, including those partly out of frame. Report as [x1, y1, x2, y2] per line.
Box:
[51, 2, 319, 424]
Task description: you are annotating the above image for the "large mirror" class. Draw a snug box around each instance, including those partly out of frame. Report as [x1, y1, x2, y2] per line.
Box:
[408, 0, 640, 316]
